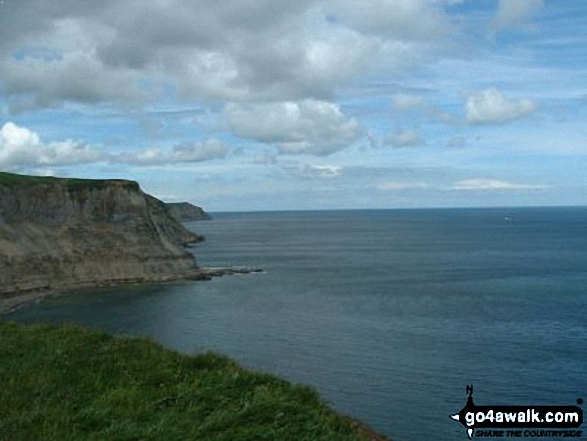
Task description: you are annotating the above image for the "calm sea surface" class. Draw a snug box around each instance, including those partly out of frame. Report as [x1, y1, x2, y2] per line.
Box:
[8, 208, 587, 439]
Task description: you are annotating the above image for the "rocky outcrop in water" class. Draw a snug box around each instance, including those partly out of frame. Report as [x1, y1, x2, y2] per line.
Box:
[0, 173, 204, 296]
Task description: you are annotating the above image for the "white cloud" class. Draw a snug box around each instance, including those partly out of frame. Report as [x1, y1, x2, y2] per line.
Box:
[391, 93, 425, 110]
[385, 128, 425, 148]
[225, 100, 361, 155]
[450, 179, 549, 191]
[114, 139, 229, 166]
[0, 0, 460, 109]
[0, 122, 228, 169]
[0, 122, 101, 168]
[172, 139, 229, 162]
[282, 163, 343, 178]
[490, 0, 545, 33]
[465, 88, 536, 124]
[0, 18, 150, 112]
[323, 0, 455, 40]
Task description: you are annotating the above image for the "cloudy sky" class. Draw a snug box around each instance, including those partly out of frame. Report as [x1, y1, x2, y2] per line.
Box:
[0, 0, 585, 211]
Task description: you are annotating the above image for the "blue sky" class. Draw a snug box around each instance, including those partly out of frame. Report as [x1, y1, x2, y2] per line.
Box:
[0, 0, 585, 211]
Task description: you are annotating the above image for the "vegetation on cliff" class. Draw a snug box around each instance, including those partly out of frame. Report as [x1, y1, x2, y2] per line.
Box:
[166, 202, 212, 222]
[0, 171, 139, 191]
[0, 321, 384, 440]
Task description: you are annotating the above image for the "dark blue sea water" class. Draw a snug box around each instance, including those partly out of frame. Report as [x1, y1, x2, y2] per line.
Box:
[8, 208, 587, 439]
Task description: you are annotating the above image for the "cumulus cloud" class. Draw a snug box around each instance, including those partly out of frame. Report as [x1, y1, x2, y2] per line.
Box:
[0, 122, 101, 168]
[385, 128, 425, 148]
[490, 0, 545, 33]
[172, 139, 229, 162]
[465, 88, 536, 124]
[450, 178, 548, 191]
[0, 16, 151, 112]
[0, 0, 459, 109]
[225, 100, 361, 155]
[0, 122, 228, 169]
[2, 51, 149, 112]
[113, 139, 229, 166]
[323, 0, 455, 40]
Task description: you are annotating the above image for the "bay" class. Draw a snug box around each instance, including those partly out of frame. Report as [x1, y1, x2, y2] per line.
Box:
[8, 207, 587, 439]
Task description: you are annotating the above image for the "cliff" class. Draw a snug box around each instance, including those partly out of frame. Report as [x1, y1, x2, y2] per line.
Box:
[166, 202, 211, 221]
[0, 172, 204, 297]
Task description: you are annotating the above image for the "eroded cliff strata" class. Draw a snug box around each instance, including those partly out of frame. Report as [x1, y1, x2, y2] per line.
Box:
[0, 173, 204, 296]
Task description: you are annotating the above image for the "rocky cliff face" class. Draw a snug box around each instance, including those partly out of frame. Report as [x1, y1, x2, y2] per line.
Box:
[0, 173, 202, 295]
[166, 202, 211, 221]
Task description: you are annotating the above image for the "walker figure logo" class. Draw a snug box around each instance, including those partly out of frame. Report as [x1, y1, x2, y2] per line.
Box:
[450, 385, 583, 439]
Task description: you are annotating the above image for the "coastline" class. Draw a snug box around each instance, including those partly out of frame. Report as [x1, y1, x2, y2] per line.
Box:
[0, 173, 393, 438]
[1, 274, 391, 440]
[0, 266, 263, 315]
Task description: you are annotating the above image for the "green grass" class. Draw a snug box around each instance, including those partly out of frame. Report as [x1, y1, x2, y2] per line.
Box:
[0, 172, 139, 191]
[0, 322, 378, 441]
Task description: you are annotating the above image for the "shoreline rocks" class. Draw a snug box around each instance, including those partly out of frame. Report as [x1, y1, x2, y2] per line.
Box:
[0, 266, 265, 314]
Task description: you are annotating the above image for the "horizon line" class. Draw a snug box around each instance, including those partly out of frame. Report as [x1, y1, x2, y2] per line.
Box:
[204, 204, 587, 214]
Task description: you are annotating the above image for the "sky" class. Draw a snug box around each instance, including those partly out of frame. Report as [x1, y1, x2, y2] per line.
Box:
[0, 0, 586, 211]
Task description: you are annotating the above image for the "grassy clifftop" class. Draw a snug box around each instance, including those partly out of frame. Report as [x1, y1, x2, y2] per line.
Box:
[0, 172, 139, 191]
[0, 322, 385, 440]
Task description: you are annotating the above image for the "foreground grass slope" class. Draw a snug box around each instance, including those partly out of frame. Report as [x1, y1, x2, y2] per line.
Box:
[0, 322, 384, 441]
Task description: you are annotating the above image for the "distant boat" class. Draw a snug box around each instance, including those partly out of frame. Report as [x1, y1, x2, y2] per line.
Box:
[504, 215, 514, 223]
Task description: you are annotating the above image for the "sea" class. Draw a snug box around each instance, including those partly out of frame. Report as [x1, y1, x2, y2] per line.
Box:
[7, 207, 587, 440]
